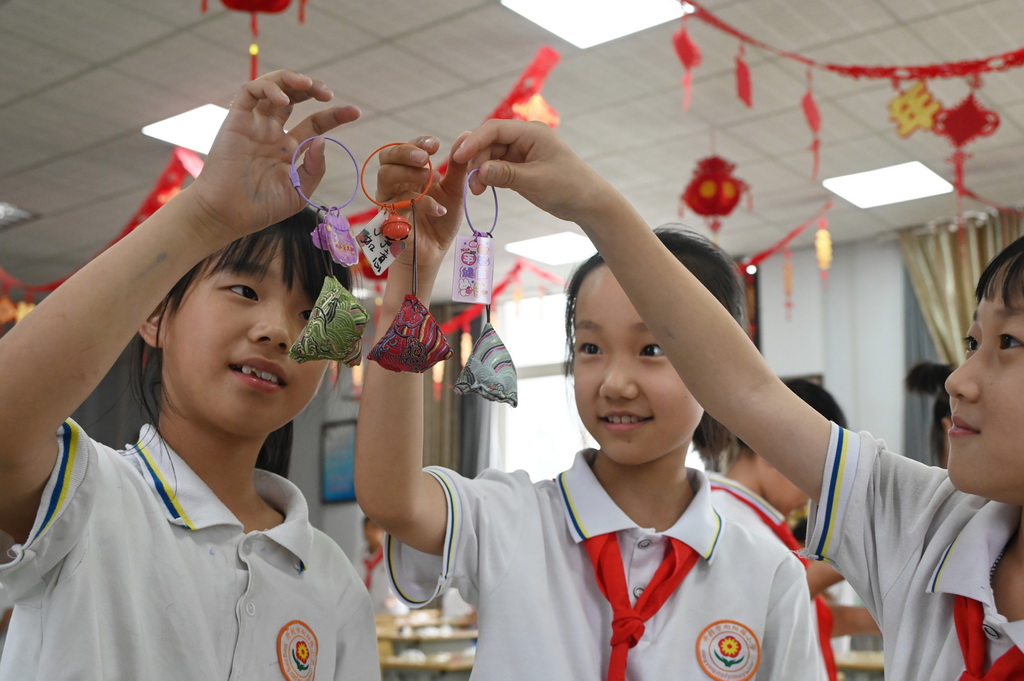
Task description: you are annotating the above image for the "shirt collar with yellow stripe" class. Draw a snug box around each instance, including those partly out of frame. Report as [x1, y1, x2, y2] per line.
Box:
[129, 424, 314, 570]
[557, 450, 723, 562]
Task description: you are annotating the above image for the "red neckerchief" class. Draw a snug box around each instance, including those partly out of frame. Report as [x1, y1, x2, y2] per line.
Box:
[710, 481, 837, 681]
[584, 532, 699, 681]
[954, 595, 1024, 679]
[363, 546, 384, 589]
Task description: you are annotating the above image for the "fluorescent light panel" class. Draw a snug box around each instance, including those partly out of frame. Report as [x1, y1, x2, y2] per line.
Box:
[501, 0, 691, 49]
[505, 231, 596, 265]
[822, 161, 952, 209]
[141, 104, 228, 154]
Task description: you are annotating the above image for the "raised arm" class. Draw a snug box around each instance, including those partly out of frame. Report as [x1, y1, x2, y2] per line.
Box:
[452, 120, 832, 499]
[354, 135, 470, 556]
[0, 71, 359, 542]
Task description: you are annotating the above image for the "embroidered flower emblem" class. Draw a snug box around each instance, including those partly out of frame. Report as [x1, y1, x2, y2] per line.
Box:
[295, 640, 310, 665]
[718, 636, 742, 658]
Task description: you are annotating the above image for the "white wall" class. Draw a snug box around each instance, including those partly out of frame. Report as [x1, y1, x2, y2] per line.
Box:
[759, 239, 905, 449]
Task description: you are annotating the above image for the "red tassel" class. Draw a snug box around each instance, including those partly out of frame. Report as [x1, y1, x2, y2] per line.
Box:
[736, 44, 752, 107]
[201, 0, 208, 12]
[802, 71, 822, 180]
[249, 13, 259, 80]
[299, 0, 306, 23]
[673, 18, 701, 111]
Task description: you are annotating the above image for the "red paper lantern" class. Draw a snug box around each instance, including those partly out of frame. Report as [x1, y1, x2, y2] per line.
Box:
[680, 156, 748, 234]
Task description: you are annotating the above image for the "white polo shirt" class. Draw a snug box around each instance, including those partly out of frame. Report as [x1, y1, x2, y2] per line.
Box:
[0, 419, 379, 681]
[387, 451, 824, 680]
[806, 423, 1024, 679]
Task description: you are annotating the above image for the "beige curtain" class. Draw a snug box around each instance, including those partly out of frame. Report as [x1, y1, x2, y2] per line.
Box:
[899, 210, 1024, 364]
[421, 303, 466, 470]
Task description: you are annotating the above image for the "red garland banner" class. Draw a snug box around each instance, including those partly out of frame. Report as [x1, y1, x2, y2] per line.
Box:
[677, 1, 1024, 198]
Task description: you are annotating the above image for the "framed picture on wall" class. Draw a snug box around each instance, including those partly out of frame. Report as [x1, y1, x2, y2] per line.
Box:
[321, 419, 357, 503]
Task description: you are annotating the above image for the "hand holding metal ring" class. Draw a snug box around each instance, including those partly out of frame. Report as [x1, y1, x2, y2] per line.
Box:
[360, 142, 434, 242]
[289, 136, 360, 211]
[463, 168, 499, 237]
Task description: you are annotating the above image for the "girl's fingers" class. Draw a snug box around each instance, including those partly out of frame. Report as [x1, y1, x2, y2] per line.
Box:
[287, 105, 362, 142]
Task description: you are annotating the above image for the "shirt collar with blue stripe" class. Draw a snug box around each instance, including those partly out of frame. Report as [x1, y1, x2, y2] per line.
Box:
[128, 424, 314, 568]
[927, 499, 1019, 604]
[557, 450, 723, 562]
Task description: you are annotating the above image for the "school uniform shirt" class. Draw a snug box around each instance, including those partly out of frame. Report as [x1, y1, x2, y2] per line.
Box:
[387, 451, 824, 680]
[0, 419, 380, 681]
[708, 475, 830, 680]
[806, 423, 1024, 680]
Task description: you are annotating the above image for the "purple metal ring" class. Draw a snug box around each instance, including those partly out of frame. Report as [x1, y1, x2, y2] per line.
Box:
[463, 168, 498, 237]
[289, 135, 359, 210]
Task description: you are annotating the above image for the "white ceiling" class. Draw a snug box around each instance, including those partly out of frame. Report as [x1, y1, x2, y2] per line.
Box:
[3, 0, 1024, 300]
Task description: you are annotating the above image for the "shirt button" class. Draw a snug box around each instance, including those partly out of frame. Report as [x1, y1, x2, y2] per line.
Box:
[241, 540, 253, 556]
[638, 539, 652, 548]
[633, 587, 644, 598]
[983, 624, 1000, 640]
[246, 602, 256, 617]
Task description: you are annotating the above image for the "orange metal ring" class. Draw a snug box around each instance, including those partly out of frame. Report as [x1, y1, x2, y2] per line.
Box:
[360, 142, 434, 211]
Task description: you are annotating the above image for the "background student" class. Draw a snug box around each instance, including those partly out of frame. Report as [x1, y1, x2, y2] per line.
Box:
[905, 361, 954, 468]
[0, 70, 378, 680]
[356, 136, 823, 679]
[449, 117, 1024, 680]
[708, 378, 880, 681]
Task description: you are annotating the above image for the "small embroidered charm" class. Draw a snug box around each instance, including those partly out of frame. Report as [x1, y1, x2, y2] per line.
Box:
[368, 294, 453, 373]
[453, 323, 518, 406]
[277, 619, 318, 681]
[289, 277, 368, 367]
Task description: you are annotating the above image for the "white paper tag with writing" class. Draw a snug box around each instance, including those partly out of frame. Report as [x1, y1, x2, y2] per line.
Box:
[356, 212, 406, 275]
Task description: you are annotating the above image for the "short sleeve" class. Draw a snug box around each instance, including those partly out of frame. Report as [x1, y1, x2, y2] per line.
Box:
[0, 419, 96, 601]
[385, 466, 537, 609]
[805, 422, 952, 620]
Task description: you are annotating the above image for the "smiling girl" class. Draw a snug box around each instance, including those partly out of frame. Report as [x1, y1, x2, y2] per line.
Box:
[0, 70, 379, 681]
[355, 135, 824, 680]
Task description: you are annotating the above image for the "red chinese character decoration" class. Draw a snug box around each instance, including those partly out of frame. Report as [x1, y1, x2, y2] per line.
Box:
[680, 156, 749, 235]
[201, 0, 307, 80]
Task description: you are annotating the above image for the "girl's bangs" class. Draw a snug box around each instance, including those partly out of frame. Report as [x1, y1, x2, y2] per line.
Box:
[977, 237, 1024, 307]
[202, 212, 350, 303]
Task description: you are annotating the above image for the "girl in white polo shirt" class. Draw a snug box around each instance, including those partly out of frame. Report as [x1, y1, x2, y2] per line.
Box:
[356, 137, 824, 678]
[445, 118, 1024, 680]
[0, 70, 378, 681]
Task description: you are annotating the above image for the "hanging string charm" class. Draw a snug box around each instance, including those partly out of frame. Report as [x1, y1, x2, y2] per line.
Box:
[288, 135, 368, 365]
[450, 169, 518, 406]
[452, 169, 498, 305]
[290, 135, 361, 266]
[362, 146, 451, 373]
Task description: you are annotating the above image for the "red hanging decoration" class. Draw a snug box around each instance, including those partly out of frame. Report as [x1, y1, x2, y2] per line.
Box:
[680, 156, 749, 235]
[933, 92, 1000, 223]
[801, 69, 822, 181]
[203, 0, 306, 80]
[489, 46, 562, 127]
[735, 43, 752, 108]
[673, 17, 702, 111]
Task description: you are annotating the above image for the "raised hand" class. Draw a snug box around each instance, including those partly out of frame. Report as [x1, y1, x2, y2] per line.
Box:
[375, 134, 470, 277]
[189, 70, 361, 244]
[452, 119, 613, 227]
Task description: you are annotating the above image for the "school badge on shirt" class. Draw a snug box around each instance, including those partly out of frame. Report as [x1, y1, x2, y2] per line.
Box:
[696, 620, 760, 681]
[278, 620, 319, 681]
